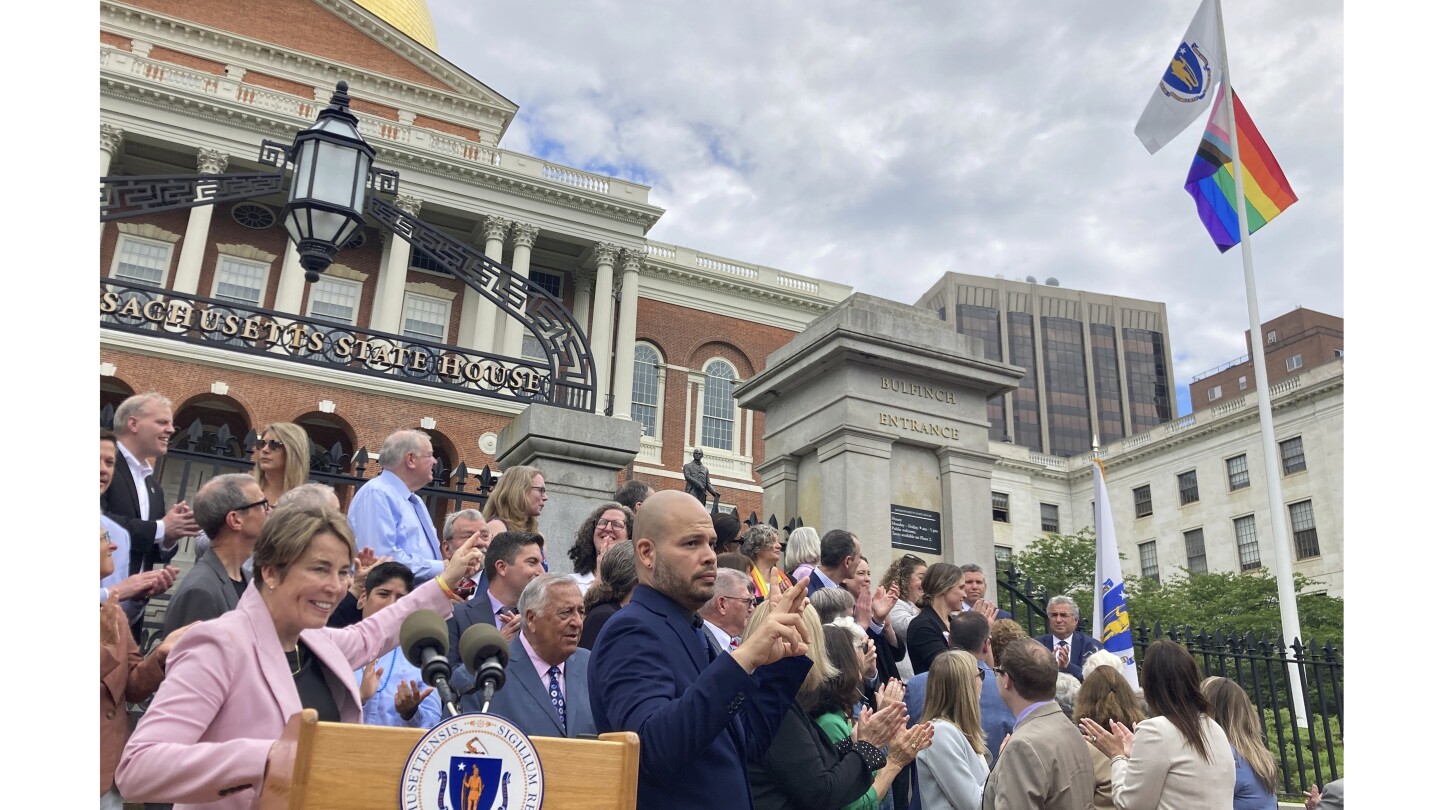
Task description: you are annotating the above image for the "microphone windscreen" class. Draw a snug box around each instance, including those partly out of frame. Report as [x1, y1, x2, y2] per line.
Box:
[399, 609, 449, 667]
[458, 622, 510, 673]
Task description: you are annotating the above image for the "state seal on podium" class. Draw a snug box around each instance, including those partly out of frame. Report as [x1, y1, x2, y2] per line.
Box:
[400, 713, 544, 810]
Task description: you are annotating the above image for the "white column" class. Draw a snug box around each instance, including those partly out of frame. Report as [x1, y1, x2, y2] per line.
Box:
[610, 249, 643, 421]
[101, 125, 123, 239]
[273, 240, 307, 313]
[171, 148, 228, 295]
[572, 275, 593, 337]
[589, 243, 619, 414]
[100, 124, 123, 177]
[464, 216, 509, 351]
[500, 222, 539, 358]
[371, 194, 421, 333]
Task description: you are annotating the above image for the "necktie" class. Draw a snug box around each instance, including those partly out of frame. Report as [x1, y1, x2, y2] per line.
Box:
[546, 665, 566, 730]
[408, 494, 440, 558]
[729, 636, 741, 652]
[1057, 639, 1068, 664]
[692, 617, 716, 663]
[496, 606, 516, 630]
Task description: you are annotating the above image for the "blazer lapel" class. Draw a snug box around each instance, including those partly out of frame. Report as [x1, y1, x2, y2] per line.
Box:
[201, 550, 243, 611]
[302, 628, 362, 720]
[509, 637, 566, 735]
[240, 590, 304, 723]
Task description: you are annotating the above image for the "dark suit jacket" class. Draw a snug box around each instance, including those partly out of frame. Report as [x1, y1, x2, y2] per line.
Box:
[748, 701, 874, 810]
[100, 450, 177, 575]
[906, 607, 952, 676]
[1035, 632, 1101, 681]
[446, 577, 495, 695]
[163, 549, 249, 634]
[589, 585, 811, 810]
[579, 600, 620, 650]
[466, 636, 596, 738]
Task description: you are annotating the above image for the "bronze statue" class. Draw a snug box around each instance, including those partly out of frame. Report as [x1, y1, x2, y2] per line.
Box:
[683, 448, 720, 510]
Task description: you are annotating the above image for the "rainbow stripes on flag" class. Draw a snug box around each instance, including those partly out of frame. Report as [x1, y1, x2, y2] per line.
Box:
[1184, 90, 1297, 252]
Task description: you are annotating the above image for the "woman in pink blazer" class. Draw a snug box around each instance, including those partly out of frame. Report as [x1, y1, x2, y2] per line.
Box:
[116, 504, 482, 810]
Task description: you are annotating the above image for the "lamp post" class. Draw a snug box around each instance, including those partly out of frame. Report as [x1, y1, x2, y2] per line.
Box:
[281, 81, 373, 281]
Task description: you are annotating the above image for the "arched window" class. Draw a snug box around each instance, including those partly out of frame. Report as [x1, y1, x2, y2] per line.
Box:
[632, 343, 663, 438]
[701, 359, 738, 451]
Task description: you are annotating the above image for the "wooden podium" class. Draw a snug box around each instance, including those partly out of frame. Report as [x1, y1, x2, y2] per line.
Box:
[258, 710, 640, 810]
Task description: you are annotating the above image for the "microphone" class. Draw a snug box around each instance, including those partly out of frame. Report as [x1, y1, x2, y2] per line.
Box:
[458, 623, 510, 713]
[399, 609, 460, 717]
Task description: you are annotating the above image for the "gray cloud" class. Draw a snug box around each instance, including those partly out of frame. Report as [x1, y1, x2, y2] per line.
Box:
[430, 0, 1342, 406]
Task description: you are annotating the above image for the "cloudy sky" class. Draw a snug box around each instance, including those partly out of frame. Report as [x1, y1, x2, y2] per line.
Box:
[428, 0, 1343, 414]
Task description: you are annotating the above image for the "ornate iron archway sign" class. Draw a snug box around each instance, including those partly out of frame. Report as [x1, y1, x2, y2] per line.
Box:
[101, 90, 596, 412]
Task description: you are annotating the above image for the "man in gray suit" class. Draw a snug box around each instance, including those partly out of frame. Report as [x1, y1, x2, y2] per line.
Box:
[982, 638, 1095, 810]
[464, 572, 595, 737]
[163, 474, 268, 633]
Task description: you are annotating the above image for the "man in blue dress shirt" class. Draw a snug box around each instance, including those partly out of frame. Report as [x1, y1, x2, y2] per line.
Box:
[589, 490, 814, 810]
[347, 430, 444, 583]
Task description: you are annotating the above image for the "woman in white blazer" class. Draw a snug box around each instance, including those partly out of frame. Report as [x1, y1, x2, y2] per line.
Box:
[1082, 639, 1234, 810]
[915, 650, 991, 810]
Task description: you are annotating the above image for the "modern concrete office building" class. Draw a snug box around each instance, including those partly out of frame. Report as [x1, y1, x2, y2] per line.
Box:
[915, 273, 1176, 459]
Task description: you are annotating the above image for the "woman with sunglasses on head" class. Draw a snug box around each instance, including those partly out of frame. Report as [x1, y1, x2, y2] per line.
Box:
[1081, 639, 1234, 810]
[914, 650, 990, 810]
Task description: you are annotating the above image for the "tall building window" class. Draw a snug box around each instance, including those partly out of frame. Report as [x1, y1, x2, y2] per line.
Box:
[1226, 454, 1250, 490]
[1133, 485, 1153, 518]
[1289, 500, 1320, 559]
[1279, 436, 1307, 474]
[1266, 330, 1277, 344]
[1184, 528, 1207, 573]
[992, 492, 1010, 523]
[1041, 317, 1092, 457]
[530, 269, 563, 299]
[1123, 328, 1173, 431]
[1007, 313, 1042, 451]
[1139, 541, 1159, 582]
[632, 344, 662, 439]
[994, 545, 1012, 573]
[958, 305, 1006, 441]
[1234, 515, 1261, 571]
[1040, 502, 1060, 533]
[308, 277, 362, 325]
[1177, 470, 1199, 505]
[212, 256, 269, 305]
[401, 293, 450, 342]
[1207, 385, 1222, 402]
[112, 236, 173, 285]
[700, 360, 737, 451]
[1286, 353, 1304, 371]
[1089, 324, 1125, 445]
[1238, 375, 1248, 390]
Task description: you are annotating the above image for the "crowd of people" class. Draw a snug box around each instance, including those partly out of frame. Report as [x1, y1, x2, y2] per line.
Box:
[99, 391, 1335, 810]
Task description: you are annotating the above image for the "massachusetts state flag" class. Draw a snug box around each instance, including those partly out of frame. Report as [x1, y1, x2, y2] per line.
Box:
[1135, 0, 1224, 154]
[1184, 89, 1298, 252]
[1092, 460, 1139, 690]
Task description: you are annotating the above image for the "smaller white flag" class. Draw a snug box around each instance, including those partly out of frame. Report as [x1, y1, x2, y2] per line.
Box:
[1092, 460, 1139, 690]
[1135, 0, 1225, 155]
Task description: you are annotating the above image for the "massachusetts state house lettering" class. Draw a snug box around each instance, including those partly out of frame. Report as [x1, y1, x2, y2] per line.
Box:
[100, 289, 545, 395]
[878, 412, 960, 440]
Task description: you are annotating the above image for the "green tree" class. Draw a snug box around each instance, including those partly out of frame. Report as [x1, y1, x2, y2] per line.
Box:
[1126, 568, 1344, 646]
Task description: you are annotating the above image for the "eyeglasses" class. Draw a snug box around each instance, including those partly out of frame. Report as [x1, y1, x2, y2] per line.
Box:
[235, 498, 271, 514]
[718, 595, 754, 609]
[976, 668, 986, 681]
[993, 668, 1005, 678]
[256, 439, 285, 452]
[530, 486, 548, 496]
[596, 518, 626, 530]
[901, 554, 925, 564]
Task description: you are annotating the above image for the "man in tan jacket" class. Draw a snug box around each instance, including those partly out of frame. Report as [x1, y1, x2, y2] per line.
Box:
[982, 638, 1096, 810]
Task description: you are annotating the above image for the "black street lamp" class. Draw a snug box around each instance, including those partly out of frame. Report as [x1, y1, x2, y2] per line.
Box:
[282, 81, 373, 281]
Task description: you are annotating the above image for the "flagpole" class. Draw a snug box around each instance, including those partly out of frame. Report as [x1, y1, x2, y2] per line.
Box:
[1212, 0, 1308, 728]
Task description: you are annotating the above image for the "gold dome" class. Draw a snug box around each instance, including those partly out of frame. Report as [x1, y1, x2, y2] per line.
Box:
[355, 0, 438, 51]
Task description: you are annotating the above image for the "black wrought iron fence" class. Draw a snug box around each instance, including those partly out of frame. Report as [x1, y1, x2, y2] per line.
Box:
[999, 567, 1343, 798]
